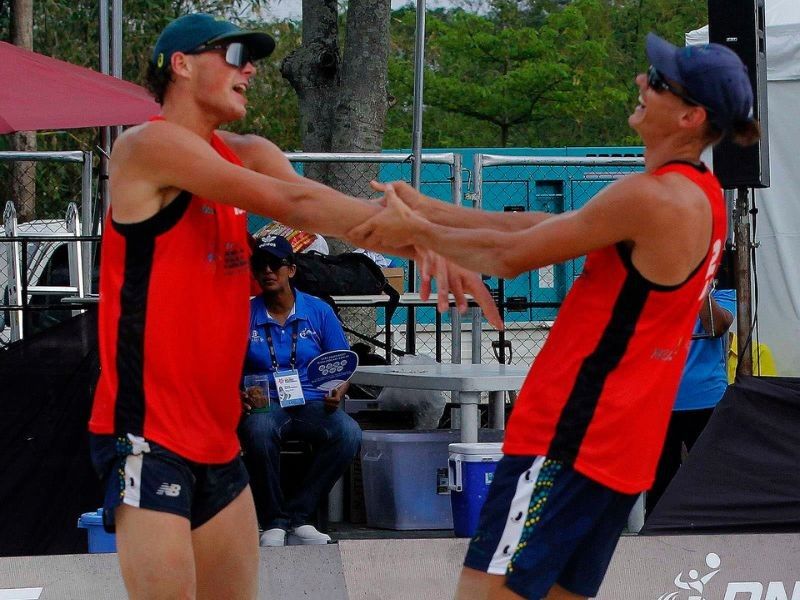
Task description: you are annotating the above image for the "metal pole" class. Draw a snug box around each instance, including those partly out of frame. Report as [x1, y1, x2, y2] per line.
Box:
[497, 278, 506, 363]
[20, 238, 28, 340]
[452, 153, 463, 207]
[406, 0, 427, 355]
[471, 308, 482, 364]
[472, 154, 483, 209]
[450, 307, 461, 364]
[111, 0, 124, 140]
[734, 186, 753, 377]
[80, 151, 94, 294]
[471, 153, 484, 366]
[450, 154, 463, 366]
[99, 0, 111, 216]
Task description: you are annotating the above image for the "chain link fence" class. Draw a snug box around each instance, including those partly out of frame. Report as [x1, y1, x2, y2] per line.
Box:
[0, 151, 96, 348]
[472, 154, 645, 367]
[248, 152, 465, 364]
[0, 149, 644, 366]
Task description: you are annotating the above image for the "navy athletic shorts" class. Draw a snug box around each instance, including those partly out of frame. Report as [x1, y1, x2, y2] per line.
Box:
[89, 433, 249, 533]
[464, 455, 638, 599]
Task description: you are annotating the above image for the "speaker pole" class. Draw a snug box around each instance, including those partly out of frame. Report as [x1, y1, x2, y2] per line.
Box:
[734, 186, 753, 377]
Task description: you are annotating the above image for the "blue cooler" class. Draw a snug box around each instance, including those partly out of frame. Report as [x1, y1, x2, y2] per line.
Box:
[78, 509, 117, 553]
[448, 443, 503, 538]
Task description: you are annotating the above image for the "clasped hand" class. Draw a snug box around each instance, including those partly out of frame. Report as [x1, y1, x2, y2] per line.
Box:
[349, 181, 503, 331]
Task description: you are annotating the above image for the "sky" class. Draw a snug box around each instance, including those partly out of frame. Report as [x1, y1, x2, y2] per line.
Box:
[261, 0, 466, 21]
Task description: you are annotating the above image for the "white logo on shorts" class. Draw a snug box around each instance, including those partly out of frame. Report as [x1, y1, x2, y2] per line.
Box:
[156, 483, 182, 497]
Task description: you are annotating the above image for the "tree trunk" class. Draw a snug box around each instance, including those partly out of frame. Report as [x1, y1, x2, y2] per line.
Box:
[500, 123, 509, 148]
[11, 0, 36, 223]
[281, 0, 340, 184]
[327, 0, 390, 199]
[282, 0, 392, 342]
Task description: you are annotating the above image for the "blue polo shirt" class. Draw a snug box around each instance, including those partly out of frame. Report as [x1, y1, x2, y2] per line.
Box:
[243, 290, 349, 403]
[673, 289, 736, 411]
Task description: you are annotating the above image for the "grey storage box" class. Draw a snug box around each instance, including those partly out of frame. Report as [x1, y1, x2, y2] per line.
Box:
[360, 429, 503, 530]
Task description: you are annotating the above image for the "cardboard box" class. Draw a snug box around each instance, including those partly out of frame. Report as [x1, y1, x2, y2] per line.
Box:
[381, 267, 405, 294]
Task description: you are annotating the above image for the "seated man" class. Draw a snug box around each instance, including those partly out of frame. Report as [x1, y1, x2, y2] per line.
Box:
[238, 235, 362, 546]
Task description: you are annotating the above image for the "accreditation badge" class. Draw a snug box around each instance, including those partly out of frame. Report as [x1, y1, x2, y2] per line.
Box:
[274, 369, 305, 408]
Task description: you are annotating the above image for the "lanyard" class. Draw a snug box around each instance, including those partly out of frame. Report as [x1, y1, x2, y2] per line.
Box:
[265, 320, 299, 372]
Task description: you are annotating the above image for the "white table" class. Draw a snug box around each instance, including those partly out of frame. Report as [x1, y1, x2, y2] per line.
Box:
[350, 363, 529, 443]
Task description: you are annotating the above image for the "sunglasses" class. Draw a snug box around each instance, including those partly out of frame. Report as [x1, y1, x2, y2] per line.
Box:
[253, 257, 291, 272]
[647, 66, 711, 112]
[187, 41, 253, 68]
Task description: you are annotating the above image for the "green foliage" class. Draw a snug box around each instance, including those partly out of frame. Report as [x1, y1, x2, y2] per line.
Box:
[385, 0, 708, 148]
[0, 1, 300, 218]
[2, 0, 710, 161]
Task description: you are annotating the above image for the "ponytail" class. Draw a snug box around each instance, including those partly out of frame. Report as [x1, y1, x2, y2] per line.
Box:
[705, 119, 761, 148]
[729, 119, 762, 147]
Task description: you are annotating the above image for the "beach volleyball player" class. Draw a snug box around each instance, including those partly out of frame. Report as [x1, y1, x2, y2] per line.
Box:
[87, 13, 499, 600]
[349, 33, 760, 600]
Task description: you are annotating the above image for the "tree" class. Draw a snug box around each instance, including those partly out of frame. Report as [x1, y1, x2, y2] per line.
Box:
[281, 0, 391, 207]
[10, 0, 36, 223]
[407, 0, 626, 147]
[384, 0, 708, 149]
[1, 1, 301, 219]
[280, 0, 392, 342]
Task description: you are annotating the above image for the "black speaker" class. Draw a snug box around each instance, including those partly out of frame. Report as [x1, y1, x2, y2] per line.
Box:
[708, 0, 770, 189]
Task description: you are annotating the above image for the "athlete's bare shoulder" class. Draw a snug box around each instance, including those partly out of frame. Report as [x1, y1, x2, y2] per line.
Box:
[597, 170, 706, 223]
[607, 169, 712, 284]
[109, 121, 210, 223]
[111, 121, 204, 173]
[216, 130, 300, 181]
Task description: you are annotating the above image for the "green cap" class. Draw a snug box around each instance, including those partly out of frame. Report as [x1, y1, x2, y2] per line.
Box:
[152, 13, 275, 70]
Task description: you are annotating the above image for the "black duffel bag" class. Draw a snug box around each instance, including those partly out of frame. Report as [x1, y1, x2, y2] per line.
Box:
[292, 251, 400, 321]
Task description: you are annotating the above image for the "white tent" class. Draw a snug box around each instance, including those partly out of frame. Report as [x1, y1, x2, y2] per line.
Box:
[687, 0, 800, 376]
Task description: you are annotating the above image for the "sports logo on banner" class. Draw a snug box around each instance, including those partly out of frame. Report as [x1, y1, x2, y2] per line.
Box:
[656, 552, 800, 600]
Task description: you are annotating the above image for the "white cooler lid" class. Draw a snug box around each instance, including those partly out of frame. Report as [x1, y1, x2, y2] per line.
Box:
[449, 442, 504, 455]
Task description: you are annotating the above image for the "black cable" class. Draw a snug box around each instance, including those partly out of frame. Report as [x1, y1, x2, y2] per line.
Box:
[342, 324, 409, 358]
[750, 195, 760, 374]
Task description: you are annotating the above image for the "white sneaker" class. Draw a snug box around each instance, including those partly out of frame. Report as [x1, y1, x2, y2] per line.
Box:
[259, 528, 287, 547]
[287, 524, 331, 545]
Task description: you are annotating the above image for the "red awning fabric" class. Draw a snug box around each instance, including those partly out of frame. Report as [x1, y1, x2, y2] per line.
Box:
[0, 41, 159, 134]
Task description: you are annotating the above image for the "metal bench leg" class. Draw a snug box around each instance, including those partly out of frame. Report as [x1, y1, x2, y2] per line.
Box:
[489, 391, 505, 430]
[459, 392, 479, 443]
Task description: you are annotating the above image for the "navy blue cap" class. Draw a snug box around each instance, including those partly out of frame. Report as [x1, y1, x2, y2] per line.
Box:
[253, 235, 294, 262]
[152, 13, 275, 70]
[646, 32, 754, 132]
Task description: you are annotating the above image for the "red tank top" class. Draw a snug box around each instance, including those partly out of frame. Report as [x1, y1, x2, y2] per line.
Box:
[503, 162, 727, 493]
[89, 126, 250, 463]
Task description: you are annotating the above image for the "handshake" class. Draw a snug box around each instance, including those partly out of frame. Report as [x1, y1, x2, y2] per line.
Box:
[346, 180, 503, 331]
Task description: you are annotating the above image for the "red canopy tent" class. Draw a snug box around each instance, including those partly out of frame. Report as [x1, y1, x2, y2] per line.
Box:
[0, 41, 159, 134]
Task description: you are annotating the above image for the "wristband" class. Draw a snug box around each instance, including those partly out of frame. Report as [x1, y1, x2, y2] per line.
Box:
[250, 406, 270, 414]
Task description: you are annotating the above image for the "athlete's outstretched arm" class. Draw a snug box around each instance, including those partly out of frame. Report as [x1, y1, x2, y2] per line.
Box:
[109, 121, 502, 328]
[349, 177, 667, 280]
[370, 180, 554, 232]
[111, 121, 384, 239]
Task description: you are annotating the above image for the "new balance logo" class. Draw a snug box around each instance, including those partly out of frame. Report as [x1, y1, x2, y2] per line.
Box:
[156, 483, 182, 497]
